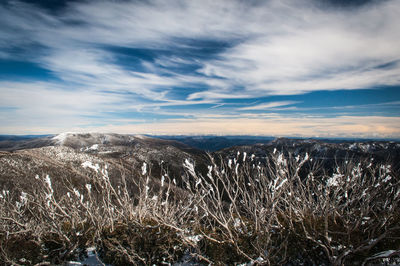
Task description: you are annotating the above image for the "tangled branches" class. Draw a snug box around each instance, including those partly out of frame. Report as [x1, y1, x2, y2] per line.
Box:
[0, 152, 399, 265]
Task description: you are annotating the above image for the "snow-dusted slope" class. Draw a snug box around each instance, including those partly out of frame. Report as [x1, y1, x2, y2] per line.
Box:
[0, 133, 207, 196]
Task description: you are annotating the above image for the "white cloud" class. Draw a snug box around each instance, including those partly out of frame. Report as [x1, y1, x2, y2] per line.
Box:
[198, 0, 400, 95]
[187, 91, 250, 101]
[2, 0, 400, 94]
[239, 101, 299, 110]
[0, 0, 399, 135]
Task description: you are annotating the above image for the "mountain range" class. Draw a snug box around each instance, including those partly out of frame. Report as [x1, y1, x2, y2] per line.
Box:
[1, 133, 399, 196]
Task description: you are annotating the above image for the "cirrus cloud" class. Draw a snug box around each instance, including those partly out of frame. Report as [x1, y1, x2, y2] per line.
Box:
[0, 0, 399, 137]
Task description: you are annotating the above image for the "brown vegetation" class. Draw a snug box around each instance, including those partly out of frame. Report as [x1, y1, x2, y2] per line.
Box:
[0, 151, 399, 265]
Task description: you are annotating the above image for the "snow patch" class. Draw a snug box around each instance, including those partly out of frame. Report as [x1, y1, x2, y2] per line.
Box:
[81, 161, 100, 173]
[66, 247, 109, 266]
[88, 144, 99, 151]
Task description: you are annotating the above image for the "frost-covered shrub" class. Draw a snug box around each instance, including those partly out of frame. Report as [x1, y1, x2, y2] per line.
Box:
[0, 152, 399, 265]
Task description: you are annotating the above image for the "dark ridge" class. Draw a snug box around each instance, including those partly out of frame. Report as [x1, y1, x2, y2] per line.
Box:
[153, 135, 275, 152]
[0, 135, 52, 141]
[0, 135, 54, 151]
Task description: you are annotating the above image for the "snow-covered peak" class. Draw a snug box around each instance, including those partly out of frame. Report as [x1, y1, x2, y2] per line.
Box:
[52, 132, 117, 148]
[52, 132, 77, 145]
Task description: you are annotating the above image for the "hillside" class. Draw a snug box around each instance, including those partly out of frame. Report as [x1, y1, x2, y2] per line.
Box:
[0, 133, 207, 196]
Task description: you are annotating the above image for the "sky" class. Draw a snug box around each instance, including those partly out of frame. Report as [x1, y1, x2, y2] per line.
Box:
[0, 0, 400, 138]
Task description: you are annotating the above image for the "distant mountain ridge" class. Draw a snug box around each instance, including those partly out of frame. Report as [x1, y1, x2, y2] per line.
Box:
[0, 134, 276, 152]
[154, 135, 275, 151]
[2, 133, 399, 152]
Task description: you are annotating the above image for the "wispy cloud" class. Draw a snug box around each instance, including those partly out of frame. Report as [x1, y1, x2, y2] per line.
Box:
[239, 101, 299, 111]
[0, 0, 399, 136]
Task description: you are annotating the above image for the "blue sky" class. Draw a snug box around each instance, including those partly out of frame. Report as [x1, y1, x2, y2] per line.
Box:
[0, 0, 399, 137]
